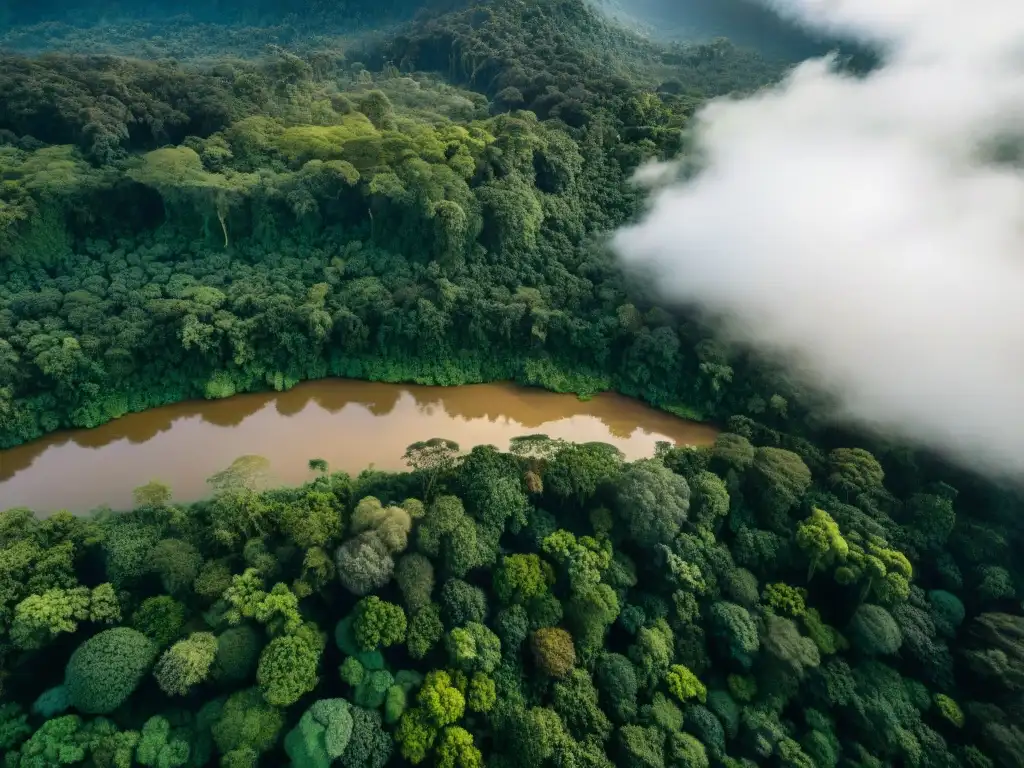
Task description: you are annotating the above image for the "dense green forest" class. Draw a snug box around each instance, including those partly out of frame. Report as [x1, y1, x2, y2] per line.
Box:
[0, 0, 790, 449]
[1, 431, 1023, 767]
[1, 0, 1023, 766]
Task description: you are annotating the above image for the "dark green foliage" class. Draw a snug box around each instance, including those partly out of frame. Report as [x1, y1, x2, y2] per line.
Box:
[132, 596, 188, 649]
[848, 604, 903, 656]
[212, 625, 264, 684]
[341, 707, 392, 768]
[64, 627, 158, 714]
[440, 579, 488, 628]
[0, 4, 1018, 767]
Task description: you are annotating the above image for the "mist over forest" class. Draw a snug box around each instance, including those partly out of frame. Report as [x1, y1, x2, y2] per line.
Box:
[0, 2, 1021, 768]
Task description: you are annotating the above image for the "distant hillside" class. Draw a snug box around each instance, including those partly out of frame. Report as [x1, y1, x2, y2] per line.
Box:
[589, 0, 832, 60]
[1, 0, 467, 28]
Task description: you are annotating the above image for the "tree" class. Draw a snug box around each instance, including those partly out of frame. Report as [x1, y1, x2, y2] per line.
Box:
[436, 726, 483, 768]
[404, 438, 461, 499]
[136, 716, 189, 768]
[827, 448, 884, 497]
[396, 553, 435, 614]
[617, 724, 665, 768]
[336, 533, 395, 596]
[284, 699, 354, 768]
[212, 625, 263, 683]
[65, 628, 158, 714]
[447, 622, 502, 675]
[751, 447, 811, 518]
[408, 605, 445, 660]
[150, 539, 203, 595]
[532, 627, 577, 678]
[965, 613, 1024, 690]
[615, 459, 690, 547]
[132, 596, 187, 649]
[417, 670, 466, 727]
[257, 631, 324, 706]
[545, 442, 624, 503]
[796, 508, 849, 580]
[596, 652, 639, 722]
[709, 602, 759, 669]
[129, 146, 257, 247]
[211, 688, 284, 764]
[666, 664, 706, 704]
[494, 554, 552, 606]
[353, 597, 407, 651]
[154, 631, 218, 696]
[847, 604, 903, 656]
[441, 579, 488, 628]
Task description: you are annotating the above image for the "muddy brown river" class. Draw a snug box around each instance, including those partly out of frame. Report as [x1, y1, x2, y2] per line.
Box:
[0, 380, 718, 514]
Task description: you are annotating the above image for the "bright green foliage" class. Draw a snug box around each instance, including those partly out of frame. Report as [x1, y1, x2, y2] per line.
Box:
[763, 583, 807, 618]
[494, 554, 553, 605]
[211, 688, 284, 763]
[8, 715, 90, 767]
[284, 699, 354, 768]
[934, 694, 964, 728]
[436, 726, 483, 768]
[467, 673, 496, 713]
[668, 732, 709, 768]
[65, 628, 158, 715]
[257, 632, 323, 706]
[666, 664, 706, 704]
[796, 508, 849, 580]
[447, 622, 502, 674]
[135, 716, 190, 768]
[223, 571, 303, 636]
[154, 632, 218, 696]
[384, 684, 408, 724]
[395, 708, 438, 764]
[353, 596, 407, 651]
[418, 670, 465, 727]
[11, 583, 120, 648]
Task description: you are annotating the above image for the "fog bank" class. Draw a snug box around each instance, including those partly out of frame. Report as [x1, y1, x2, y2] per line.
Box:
[613, 0, 1024, 479]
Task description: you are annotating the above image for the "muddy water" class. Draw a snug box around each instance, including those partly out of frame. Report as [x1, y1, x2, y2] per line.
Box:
[0, 380, 719, 514]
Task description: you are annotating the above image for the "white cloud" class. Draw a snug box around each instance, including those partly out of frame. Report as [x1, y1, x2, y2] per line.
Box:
[612, 0, 1024, 479]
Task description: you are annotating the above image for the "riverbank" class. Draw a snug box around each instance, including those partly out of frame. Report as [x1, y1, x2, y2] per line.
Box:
[0, 379, 718, 515]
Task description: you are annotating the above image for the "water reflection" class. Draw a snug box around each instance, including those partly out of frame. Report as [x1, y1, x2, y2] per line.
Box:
[0, 380, 718, 515]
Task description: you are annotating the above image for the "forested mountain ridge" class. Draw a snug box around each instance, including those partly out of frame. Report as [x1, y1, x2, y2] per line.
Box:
[0, 0, 786, 449]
